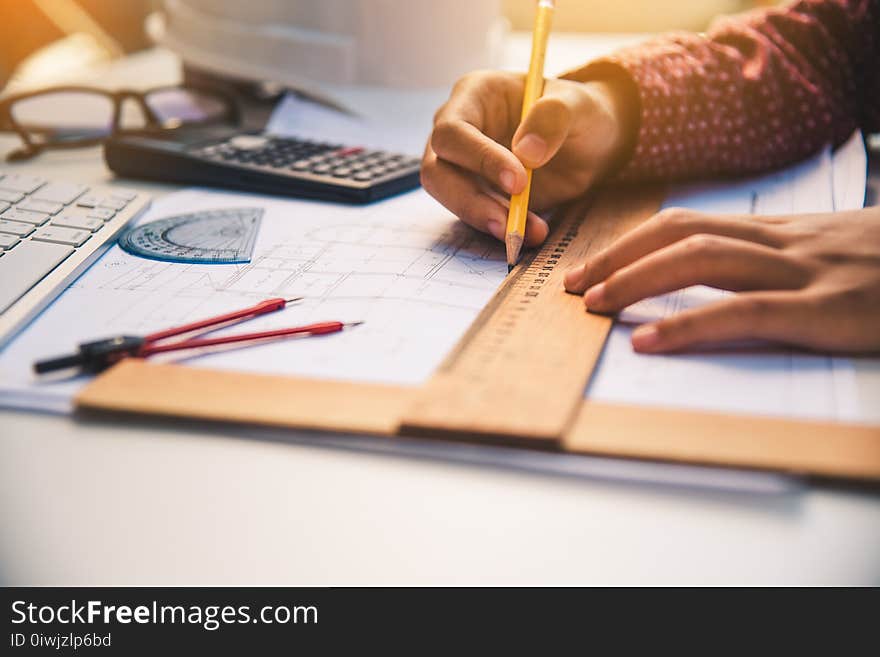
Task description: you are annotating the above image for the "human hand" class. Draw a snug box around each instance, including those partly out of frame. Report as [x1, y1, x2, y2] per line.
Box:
[563, 206, 880, 353]
[421, 70, 636, 247]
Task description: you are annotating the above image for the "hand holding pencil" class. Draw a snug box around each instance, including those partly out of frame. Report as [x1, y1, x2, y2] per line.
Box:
[421, 2, 638, 260]
[505, 0, 555, 271]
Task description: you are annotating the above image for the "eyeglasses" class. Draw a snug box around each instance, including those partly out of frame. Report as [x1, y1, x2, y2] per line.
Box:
[0, 84, 241, 162]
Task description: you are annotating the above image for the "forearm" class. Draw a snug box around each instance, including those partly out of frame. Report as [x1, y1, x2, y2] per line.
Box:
[562, 0, 880, 183]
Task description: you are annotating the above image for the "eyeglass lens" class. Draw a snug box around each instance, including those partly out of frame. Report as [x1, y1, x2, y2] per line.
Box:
[9, 88, 230, 146]
[144, 88, 229, 127]
[11, 91, 115, 144]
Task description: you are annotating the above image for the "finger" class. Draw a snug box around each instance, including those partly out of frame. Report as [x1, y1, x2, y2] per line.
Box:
[420, 151, 511, 241]
[511, 94, 575, 169]
[564, 207, 785, 293]
[431, 119, 528, 195]
[582, 234, 810, 313]
[484, 188, 550, 247]
[630, 291, 807, 353]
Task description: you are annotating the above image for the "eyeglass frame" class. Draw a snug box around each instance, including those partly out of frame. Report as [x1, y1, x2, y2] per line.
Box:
[0, 83, 242, 162]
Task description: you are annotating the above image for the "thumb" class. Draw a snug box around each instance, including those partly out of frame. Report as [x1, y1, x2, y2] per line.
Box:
[511, 95, 573, 168]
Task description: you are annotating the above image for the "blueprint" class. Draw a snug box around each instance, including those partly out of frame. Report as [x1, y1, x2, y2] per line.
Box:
[0, 188, 507, 410]
[0, 134, 871, 426]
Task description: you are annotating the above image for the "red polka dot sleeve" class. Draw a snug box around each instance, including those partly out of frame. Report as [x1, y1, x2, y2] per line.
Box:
[562, 0, 880, 182]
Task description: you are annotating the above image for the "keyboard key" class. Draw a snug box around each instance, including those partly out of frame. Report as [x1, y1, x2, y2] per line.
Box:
[0, 240, 74, 314]
[0, 208, 50, 225]
[0, 189, 24, 204]
[0, 219, 35, 237]
[0, 174, 46, 194]
[109, 189, 138, 201]
[75, 195, 100, 208]
[18, 199, 64, 215]
[96, 196, 129, 211]
[32, 226, 91, 247]
[87, 208, 115, 220]
[0, 233, 20, 249]
[51, 214, 104, 232]
[31, 182, 88, 204]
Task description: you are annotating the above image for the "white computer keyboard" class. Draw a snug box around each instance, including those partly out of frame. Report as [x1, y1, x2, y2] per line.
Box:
[0, 171, 151, 347]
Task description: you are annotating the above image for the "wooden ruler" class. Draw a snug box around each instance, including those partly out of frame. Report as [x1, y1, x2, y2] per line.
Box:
[398, 185, 665, 445]
[75, 183, 880, 482]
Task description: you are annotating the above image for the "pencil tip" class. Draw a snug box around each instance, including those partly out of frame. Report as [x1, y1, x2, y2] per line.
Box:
[507, 265, 514, 274]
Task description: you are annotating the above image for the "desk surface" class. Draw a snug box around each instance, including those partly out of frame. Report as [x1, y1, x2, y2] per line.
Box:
[1, 44, 879, 585]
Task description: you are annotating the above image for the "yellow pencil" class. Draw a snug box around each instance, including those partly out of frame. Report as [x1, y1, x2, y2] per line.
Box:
[506, 0, 555, 272]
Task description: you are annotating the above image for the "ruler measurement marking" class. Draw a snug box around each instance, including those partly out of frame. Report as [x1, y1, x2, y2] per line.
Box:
[400, 188, 665, 443]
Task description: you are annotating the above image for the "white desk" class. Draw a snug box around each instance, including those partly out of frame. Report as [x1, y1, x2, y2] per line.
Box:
[1, 46, 879, 586]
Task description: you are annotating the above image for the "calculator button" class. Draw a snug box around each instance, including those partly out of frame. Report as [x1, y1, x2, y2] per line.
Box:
[334, 146, 364, 158]
[33, 226, 91, 247]
[228, 135, 270, 150]
[311, 163, 332, 174]
[331, 167, 353, 178]
[0, 219, 35, 237]
[353, 172, 374, 182]
[291, 160, 311, 171]
[1, 208, 49, 225]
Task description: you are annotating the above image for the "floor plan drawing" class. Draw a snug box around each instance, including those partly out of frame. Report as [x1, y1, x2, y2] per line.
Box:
[0, 188, 509, 407]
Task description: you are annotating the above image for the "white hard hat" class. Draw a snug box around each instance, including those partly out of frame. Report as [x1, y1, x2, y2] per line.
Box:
[149, 0, 507, 94]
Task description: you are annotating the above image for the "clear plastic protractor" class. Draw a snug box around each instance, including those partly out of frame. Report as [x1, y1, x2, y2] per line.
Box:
[119, 207, 263, 264]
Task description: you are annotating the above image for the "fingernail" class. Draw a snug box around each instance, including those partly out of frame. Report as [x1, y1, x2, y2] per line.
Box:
[514, 134, 547, 165]
[486, 219, 505, 241]
[632, 324, 660, 351]
[583, 282, 605, 308]
[499, 169, 516, 193]
[564, 265, 585, 289]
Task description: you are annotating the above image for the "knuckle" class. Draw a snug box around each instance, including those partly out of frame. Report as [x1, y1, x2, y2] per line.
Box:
[430, 120, 459, 153]
[432, 102, 450, 126]
[655, 206, 695, 228]
[681, 233, 721, 257]
[452, 70, 493, 94]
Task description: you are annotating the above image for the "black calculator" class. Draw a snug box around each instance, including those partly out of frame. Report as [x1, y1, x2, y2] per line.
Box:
[104, 127, 422, 204]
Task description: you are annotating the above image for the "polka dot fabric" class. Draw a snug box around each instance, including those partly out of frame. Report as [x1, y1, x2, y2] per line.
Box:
[562, 0, 879, 183]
